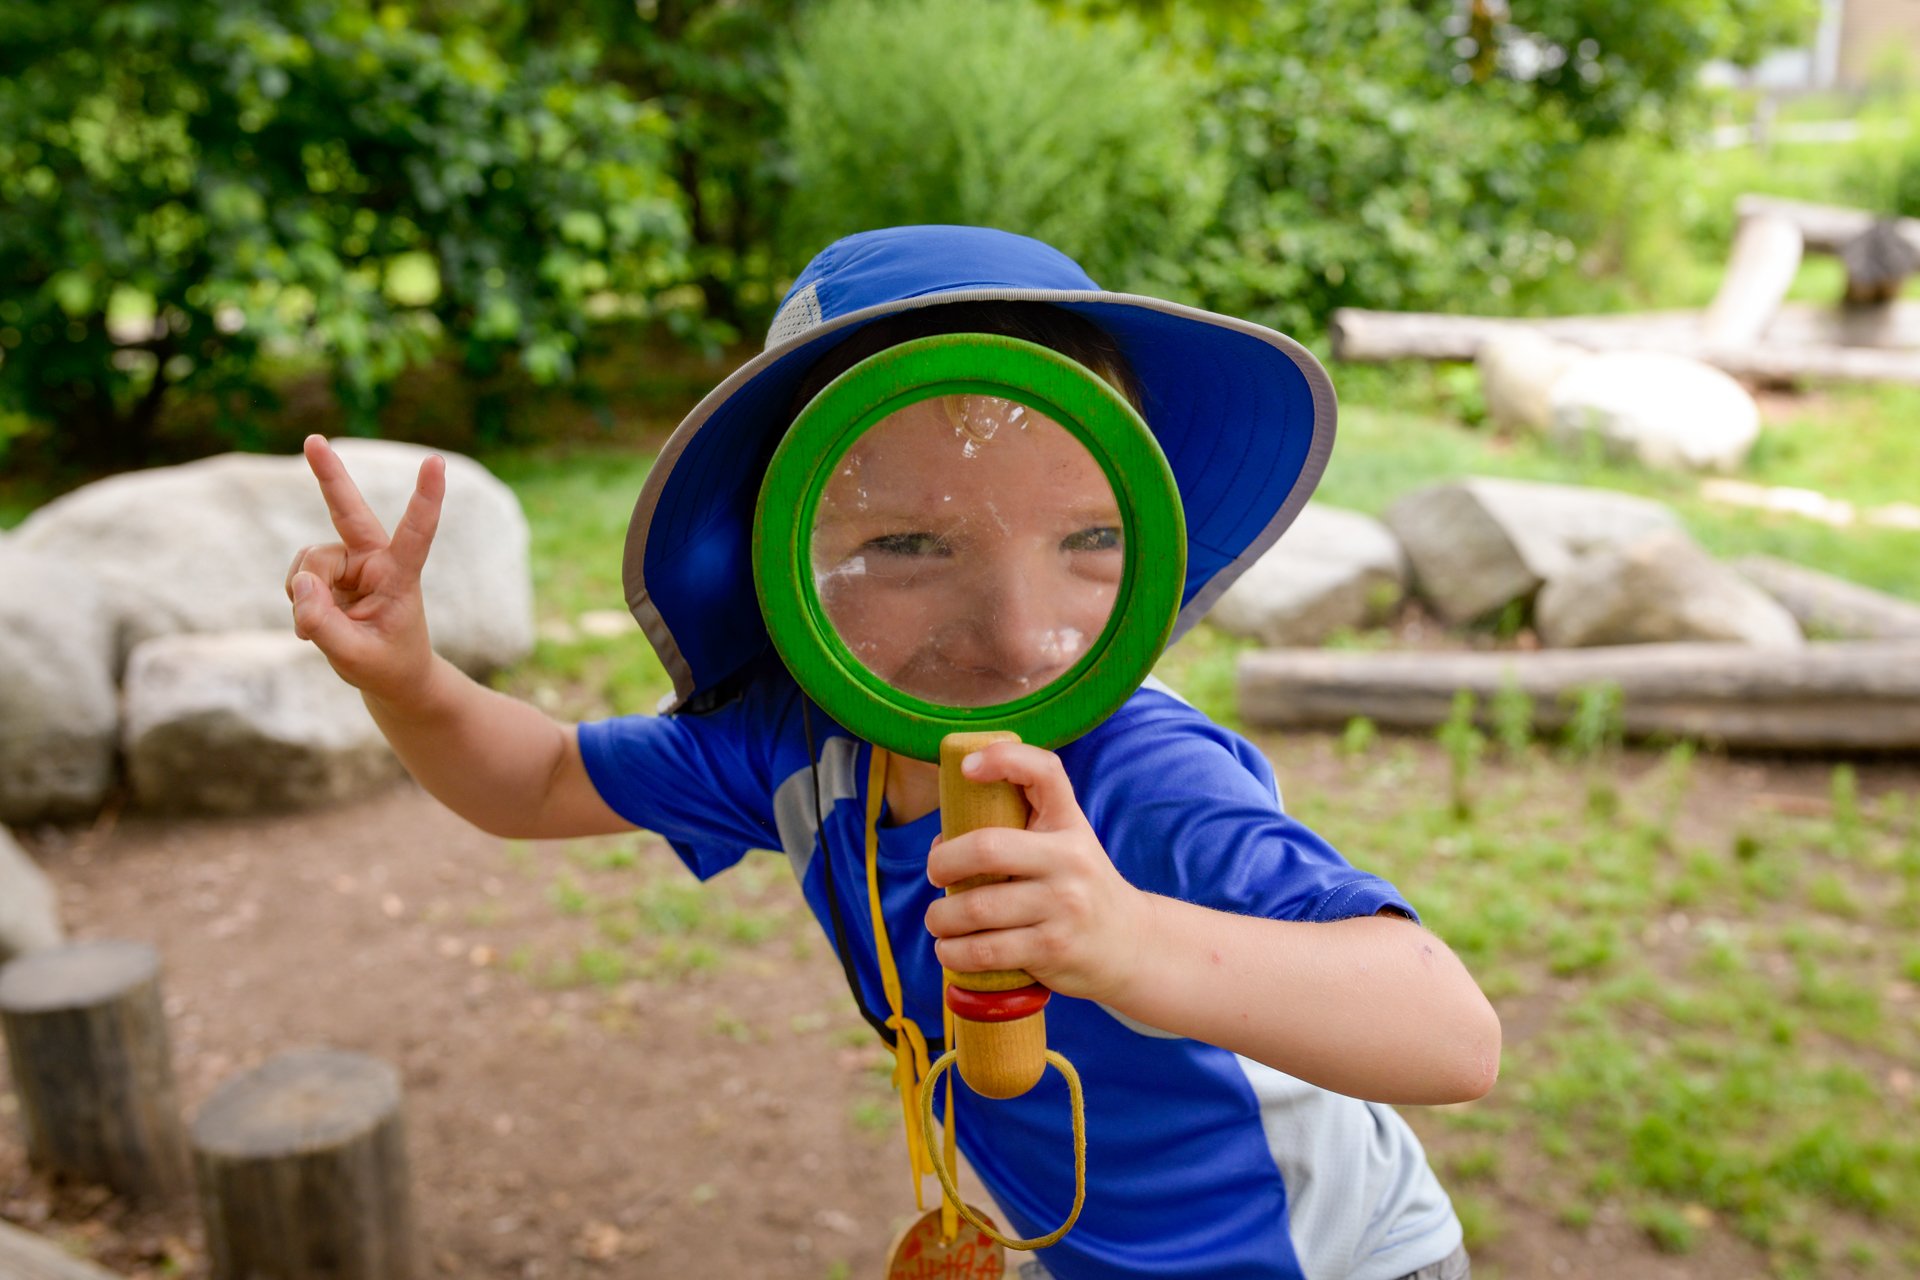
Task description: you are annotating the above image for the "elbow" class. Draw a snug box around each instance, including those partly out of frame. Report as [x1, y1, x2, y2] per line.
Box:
[1451, 998, 1503, 1102]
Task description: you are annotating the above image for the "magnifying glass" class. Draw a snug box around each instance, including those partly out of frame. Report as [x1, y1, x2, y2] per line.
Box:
[755, 331, 1185, 1098]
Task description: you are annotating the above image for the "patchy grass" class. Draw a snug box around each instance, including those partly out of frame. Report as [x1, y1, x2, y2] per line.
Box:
[1277, 731, 1920, 1279]
[486, 834, 803, 994]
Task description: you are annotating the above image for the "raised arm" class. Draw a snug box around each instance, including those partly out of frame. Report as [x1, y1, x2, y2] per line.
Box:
[287, 435, 635, 839]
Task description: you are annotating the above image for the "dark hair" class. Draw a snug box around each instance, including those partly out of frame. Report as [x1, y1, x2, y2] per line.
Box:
[787, 300, 1145, 418]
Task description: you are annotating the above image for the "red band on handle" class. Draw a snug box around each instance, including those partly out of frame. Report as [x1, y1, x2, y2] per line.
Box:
[945, 982, 1052, 1023]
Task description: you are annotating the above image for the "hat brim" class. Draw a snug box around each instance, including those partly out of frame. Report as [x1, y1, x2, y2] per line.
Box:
[623, 288, 1335, 712]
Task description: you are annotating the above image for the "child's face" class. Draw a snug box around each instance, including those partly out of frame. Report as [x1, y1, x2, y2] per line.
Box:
[810, 394, 1123, 708]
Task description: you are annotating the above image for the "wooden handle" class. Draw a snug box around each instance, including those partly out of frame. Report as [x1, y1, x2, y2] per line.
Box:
[939, 731, 1048, 1099]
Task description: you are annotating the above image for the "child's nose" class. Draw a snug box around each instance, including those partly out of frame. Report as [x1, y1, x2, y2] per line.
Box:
[966, 560, 1091, 685]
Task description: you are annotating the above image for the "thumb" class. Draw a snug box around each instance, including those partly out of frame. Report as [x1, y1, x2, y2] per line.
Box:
[290, 571, 362, 664]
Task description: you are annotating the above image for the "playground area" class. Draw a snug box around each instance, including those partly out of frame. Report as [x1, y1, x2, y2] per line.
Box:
[4, 730, 1915, 1279]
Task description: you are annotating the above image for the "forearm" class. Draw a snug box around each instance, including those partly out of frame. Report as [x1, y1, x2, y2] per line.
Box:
[361, 654, 588, 838]
[1107, 899, 1501, 1105]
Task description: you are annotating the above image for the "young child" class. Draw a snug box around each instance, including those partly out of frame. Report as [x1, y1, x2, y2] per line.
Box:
[287, 225, 1498, 1280]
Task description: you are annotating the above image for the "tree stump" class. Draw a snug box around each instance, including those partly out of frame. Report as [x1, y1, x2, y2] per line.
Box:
[192, 1048, 416, 1280]
[0, 940, 191, 1204]
[1841, 220, 1920, 307]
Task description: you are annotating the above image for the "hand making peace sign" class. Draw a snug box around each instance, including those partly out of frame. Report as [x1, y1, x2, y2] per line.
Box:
[286, 434, 446, 704]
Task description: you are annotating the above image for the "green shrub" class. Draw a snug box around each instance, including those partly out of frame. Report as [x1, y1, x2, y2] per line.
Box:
[781, 0, 1221, 294]
[0, 1, 687, 467]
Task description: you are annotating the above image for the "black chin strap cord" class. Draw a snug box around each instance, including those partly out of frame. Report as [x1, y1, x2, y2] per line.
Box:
[799, 699, 946, 1056]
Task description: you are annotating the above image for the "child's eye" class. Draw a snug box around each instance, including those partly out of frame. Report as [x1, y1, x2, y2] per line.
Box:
[1061, 526, 1121, 553]
[864, 531, 951, 557]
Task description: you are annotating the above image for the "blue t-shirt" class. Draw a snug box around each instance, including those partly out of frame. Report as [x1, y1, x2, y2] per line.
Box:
[579, 664, 1462, 1280]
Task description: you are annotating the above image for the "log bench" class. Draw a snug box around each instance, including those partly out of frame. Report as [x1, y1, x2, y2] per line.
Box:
[1238, 641, 1920, 751]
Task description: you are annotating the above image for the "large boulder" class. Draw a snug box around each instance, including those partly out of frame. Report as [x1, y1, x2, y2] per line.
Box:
[0, 546, 121, 823]
[0, 827, 64, 963]
[122, 632, 404, 814]
[1735, 556, 1920, 640]
[1537, 529, 1804, 649]
[11, 440, 532, 678]
[1385, 477, 1682, 625]
[1549, 351, 1761, 472]
[1478, 331, 1589, 433]
[1209, 504, 1408, 646]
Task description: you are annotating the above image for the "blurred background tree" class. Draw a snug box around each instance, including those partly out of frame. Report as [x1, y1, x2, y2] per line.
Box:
[0, 0, 1821, 472]
[781, 0, 1223, 298]
[0, 0, 686, 469]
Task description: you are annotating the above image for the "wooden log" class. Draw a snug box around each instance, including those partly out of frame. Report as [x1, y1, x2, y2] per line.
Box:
[1328, 306, 1920, 385]
[0, 940, 191, 1204]
[1732, 194, 1920, 258]
[0, 1221, 126, 1280]
[192, 1048, 416, 1280]
[1735, 557, 1920, 640]
[1703, 214, 1802, 346]
[1237, 642, 1920, 752]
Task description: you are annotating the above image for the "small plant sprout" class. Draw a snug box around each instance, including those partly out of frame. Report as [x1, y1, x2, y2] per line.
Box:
[1340, 715, 1380, 757]
[1562, 681, 1626, 761]
[1489, 676, 1534, 759]
[1828, 764, 1861, 859]
[1436, 689, 1486, 822]
[1899, 793, 1920, 925]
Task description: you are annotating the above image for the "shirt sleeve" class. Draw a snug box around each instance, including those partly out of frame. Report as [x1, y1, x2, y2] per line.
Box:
[1064, 704, 1416, 924]
[576, 688, 783, 881]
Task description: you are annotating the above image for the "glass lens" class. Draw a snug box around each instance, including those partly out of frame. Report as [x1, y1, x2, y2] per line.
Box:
[809, 394, 1124, 709]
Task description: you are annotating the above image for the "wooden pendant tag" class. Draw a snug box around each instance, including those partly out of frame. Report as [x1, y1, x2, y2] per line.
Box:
[883, 1205, 1006, 1279]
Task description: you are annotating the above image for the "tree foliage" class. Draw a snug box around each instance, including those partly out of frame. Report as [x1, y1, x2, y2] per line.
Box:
[434, 0, 799, 333]
[1175, 0, 1816, 336]
[0, 0, 1821, 468]
[782, 0, 1222, 296]
[0, 0, 685, 467]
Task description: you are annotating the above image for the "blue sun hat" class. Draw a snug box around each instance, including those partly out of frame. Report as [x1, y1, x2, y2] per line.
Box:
[623, 225, 1336, 712]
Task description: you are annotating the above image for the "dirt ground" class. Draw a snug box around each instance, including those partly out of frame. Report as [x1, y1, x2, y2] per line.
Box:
[0, 737, 1904, 1279]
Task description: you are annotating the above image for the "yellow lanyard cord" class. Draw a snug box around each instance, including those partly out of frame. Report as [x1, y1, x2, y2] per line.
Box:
[919, 1047, 1087, 1251]
[864, 747, 957, 1235]
[867, 746, 1088, 1253]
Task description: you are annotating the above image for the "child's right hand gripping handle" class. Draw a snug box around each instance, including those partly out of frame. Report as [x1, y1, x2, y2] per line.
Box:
[939, 730, 1051, 1099]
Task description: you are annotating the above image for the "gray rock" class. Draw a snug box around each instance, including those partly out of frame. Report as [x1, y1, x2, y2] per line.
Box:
[1478, 331, 1589, 433]
[1386, 477, 1682, 625]
[1549, 351, 1761, 472]
[12, 441, 532, 678]
[1537, 529, 1804, 649]
[1210, 504, 1408, 645]
[0, 547, 121, 823]
[122, 632, 404, 813]
[0, 827, 64, 963]
[1735, 556, 1920, 640]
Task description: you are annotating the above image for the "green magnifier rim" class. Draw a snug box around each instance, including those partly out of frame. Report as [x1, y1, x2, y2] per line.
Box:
[752, 332, 1186, 762]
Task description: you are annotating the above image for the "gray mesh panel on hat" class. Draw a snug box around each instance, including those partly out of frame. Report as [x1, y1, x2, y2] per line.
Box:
[765, 282, 824, 348]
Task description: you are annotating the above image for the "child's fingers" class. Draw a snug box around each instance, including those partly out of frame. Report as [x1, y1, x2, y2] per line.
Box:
[923, 879, 1051, 938]
[387, 454, 446, 580]
[957, 741, 1083, 829]
[925, 825, 1055, 888]
[285, 543, 349, 602]
[934, 925, 1045, 977]
[303, 435, 391, 554]
[289, 570, 364, 662]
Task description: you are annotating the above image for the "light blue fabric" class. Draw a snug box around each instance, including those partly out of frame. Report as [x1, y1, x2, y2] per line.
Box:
[578, 663, 1463, 1279]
